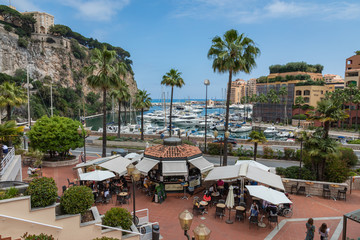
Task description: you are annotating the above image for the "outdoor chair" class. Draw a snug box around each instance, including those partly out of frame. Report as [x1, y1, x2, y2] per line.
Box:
[296, 186, 306, 195]
[218, 199, 225, 204]
[62, 185, 67, 194]
[125, 192, 131, 204]
[239, 202, 247, 208]
[249, 215, 259, 229]
[322, 184, 331, 199]
[104, 194, 112, 204]
[290, 184, 297, 194]
[116, 195, 123, 205]
[337, 187, 347, 201]
[235, 209, 245, 222]
[268, 215, 278, 229]
[215, 206, 225, 219]
[193, 203, 205, 216]
[95, 195, 103, 205]
[67, 178, 75, 187]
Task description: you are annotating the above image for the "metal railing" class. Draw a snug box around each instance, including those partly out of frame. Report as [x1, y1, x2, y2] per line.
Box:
[0, 147, 15, 176]
[0, 214, 63, 229]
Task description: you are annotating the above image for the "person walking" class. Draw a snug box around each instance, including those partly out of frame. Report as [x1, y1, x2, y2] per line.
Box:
[79, 152, 85, 163]
[318, 223, 330, 240]
[305, 218, 315, 240]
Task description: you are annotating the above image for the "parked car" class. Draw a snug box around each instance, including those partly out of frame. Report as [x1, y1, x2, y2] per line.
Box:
[111, 148, 128, 157]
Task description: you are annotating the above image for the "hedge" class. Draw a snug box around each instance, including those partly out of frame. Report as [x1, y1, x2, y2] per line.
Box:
[60, 186, 94, 215]
[26, 177, 58, 208]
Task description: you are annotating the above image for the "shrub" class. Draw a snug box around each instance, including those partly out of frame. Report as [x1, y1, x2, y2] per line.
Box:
[238, 156, 252, 160]
[46, 37, 56, 43]
[282, 166, 316, 180]
[292, 114, 307, 120]
[294, 149, 301, 161]
[22, 232, 54, 240]
[263, 146, 274, 159]
[284, 148, 295, 160]
[4, 25, 12, 32]
[18, 37, 29, 48]
[276, 167, 285, 176]
[276, 149, 283, 159]
[26, 177, 58, 208]
[0, 187, 19, 200]
[102, 207, 132, 229]
[235, 145, 253, 157]
[60, 186, 94, 214]
[338, 147, 358, 167]
[93, 237, 119, 240]
[182, 139, 196, 146]
[207, 143, 232, 155]
[325, 158, 349, 183]
[348, 139, 360, 144]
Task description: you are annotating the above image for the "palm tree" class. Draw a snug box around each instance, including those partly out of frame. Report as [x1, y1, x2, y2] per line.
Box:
[161, 69, 185, 137]
[278, 86, 288, 125]
[208, 29, 260, 166]
[133, 90, 152, 140]
[353, 90, 360, 131]
[0, 120, 24, 146]
[267, 89, 280, 123]
[308, 99, 348, 138]
[110, 79, 130, 138]
[257, 93, 267, 122]
[247, 130, 267, 161]
[0, 82, 27, 121]
[84, 47, 125, 157]
[295, 96, 305, 127]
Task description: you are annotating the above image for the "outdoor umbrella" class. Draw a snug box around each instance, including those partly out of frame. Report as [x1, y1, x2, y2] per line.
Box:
[99, 156, 131, 176]
[225, 185, 235, 224]
[125, 152, 139, 159]
[235, 160, 270, 172]
[79, 170, 115, 181]
[246, 185, 292, 205]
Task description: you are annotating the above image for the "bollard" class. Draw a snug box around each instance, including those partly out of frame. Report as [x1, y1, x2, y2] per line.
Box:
[152, 224, 160, 240]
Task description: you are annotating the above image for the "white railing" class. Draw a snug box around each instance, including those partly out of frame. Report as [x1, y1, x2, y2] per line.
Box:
[0, 147, 15, 176]
[0, 214, 63, 229]
[132, 209, 149, 226]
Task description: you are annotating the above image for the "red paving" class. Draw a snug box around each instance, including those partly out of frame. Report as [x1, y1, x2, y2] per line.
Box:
[22, 162, 360, 240]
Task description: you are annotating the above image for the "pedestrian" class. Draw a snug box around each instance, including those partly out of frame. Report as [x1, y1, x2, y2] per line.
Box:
[79, 152, 85, 163]
[2, 144, 8, 154]
[305, 218, 315, 240]
[318, 223, 330, 240]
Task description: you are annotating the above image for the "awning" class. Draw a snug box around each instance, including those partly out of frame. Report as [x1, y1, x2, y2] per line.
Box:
[204, 165, 240, 181]
[246, 165, 285, 191]
[79, 170, 115, 181]
[135, 158, 159, 175]
[162, 161, 188, 176]
[74, 155, 117, 169]
[188, 157, 214, 173]
[235, 160, 270, 172]
[99, 156, 132, 176]
[246, 185, 292, 205]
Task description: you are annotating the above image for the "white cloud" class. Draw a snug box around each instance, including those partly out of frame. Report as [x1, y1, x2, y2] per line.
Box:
[60, 0, 130, 21]
[171, 0, 360, 23]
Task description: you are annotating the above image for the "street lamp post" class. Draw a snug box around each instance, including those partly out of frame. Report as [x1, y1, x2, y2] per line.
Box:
[127, 164, 141, 226]
[204, 79, 210, 153]
[224, 131, 230, 166]
[213, 130, 221, 166]
[294, 130, 309, 180]
[77, 126, 91, 163]
[179, 210, 211, 240]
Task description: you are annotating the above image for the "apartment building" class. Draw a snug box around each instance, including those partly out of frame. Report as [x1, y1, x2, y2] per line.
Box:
[22, 11, 54, 34]
[230, 79, 246, 104]
[294, 85, 334, 108]
[345, 54, 360, 87]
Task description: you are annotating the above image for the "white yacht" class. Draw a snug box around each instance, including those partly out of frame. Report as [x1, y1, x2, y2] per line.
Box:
[172, 114, 200, 127]
[230, 125, 252, 133]
[264, 126, 279, 136]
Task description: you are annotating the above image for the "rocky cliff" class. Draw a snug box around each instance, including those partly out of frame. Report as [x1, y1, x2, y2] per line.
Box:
[0, 24, 138, 97]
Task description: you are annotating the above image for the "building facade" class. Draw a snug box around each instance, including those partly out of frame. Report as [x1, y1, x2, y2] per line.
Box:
[324, 74, 344, 90]
[344, 55, 360, 87]
[230, 79, 246, 104]
[294, 85, 334, 108]
[246, 78, 257, 97]
[22, 11, 54, 34]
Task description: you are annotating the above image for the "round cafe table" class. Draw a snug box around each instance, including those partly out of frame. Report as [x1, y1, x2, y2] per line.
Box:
[216, 203, 225, 208]
[211, 192, 220, 197]
[200, 201, 208, 206]
[218, 186, 224, 189]
[236, 206, 245, 211]
[119, 192, 128, 197]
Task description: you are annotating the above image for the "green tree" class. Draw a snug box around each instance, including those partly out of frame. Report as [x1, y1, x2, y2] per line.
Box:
[0, 120, 24, 146]
[0, 82, 27, 121]
[308, 99, 348, 138]
[133, 90, 152, 140]
[85, 47, 125, 157]
[353, 90, 360, 130]
[28, 116, 84, 159]
[278, 86, 288, 125]
[60, 186, 94, 215]
[161, 69, 185, 137]
[267, 89, 280, 123]
[257, 93, 267, 122]
[110, 79, 130, 138]
[208, 29, 260, 166]
[247, 131, 267, 161]
[295, 96, 305, 127]
[26, 177, 58, 208]
[102, 207, 132, 229]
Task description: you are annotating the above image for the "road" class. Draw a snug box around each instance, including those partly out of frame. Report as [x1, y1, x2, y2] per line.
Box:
[71, 145, 300, 169]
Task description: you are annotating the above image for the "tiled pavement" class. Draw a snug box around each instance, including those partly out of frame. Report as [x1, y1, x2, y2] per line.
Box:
[22, 162, 360, 240]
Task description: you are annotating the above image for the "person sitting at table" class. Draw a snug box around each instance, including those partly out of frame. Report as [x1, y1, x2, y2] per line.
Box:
[122, 177, 128, 189]
[144, 176, 151, 189]
[250, 201, 259, 212]
[203, 191, 211, 202]
[217, 179, 224, 187]
[194, 200, 205, 215]
[250, 205, 259, 217]
[104, 188, 110, 198]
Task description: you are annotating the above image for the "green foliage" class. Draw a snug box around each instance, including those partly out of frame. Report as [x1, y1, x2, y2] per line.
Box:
[276, 149, 283, 159]
[276, 166, 316, 180]
[292, 114, 307, 120]
[22, 232, 55, 240]
[262, 146, 274, 159]
[102, 207, 132, 229]
[284, 148, 295, 160]
[295, 80, 325, 86]
[28, 116, 84, 158]
[207, 142, 233, 155]
[0, 120, 24, 146]
[234, 145, 253, 157]
[0, 187, 19, 200]
[182, 139, 195, 146]
[0, 5, 35, 37]
[348, 139, 360, 144]
[237, 156, 252, 160]
[60, 186, 94, 215]
[26, 177, 58, 208]
[93, 237, 119, 240]
[18, 37, 29, 48]
[275, 167, 285, 176]
[70, 39, 86, 59]
[4, 24, 12, 32]
[269, 62, 323, 74]
[355, 50, 360, 55]
[46, 37, 56, 43]
[338, 147, 358, 167]
[325, 157, 349, 183]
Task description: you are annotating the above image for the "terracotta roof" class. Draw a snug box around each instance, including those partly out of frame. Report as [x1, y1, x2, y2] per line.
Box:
[144, 144, 202, 160]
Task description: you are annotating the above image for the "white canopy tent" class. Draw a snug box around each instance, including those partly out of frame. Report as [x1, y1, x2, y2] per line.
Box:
[162, 161, 188, 176]
[79, 170, 115, 181]
[98, 156, 132, 176]
[246, 185, 292, 205]
[188, 156, 214, 173]
[204, 163, 285, 191]
[235, 160, 270, 172]
[135, 158, 159, 175]
[74, 155, 117, 169]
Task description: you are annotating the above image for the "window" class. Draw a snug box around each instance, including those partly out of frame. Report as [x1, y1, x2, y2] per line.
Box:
[321, 91, 323, 94]
[296, 90, 302, 96]
[304, 90, 310, 96]
[304, 97, 310, 103]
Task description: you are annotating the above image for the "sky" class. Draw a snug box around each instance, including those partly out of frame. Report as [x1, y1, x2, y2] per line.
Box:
[2, 0, 360, 100]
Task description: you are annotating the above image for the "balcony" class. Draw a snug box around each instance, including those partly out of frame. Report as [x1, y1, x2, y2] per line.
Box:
[0, 147, 15, 176]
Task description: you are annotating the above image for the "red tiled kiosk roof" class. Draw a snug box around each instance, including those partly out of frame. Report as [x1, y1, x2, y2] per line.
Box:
[144, 137, 202, 160]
